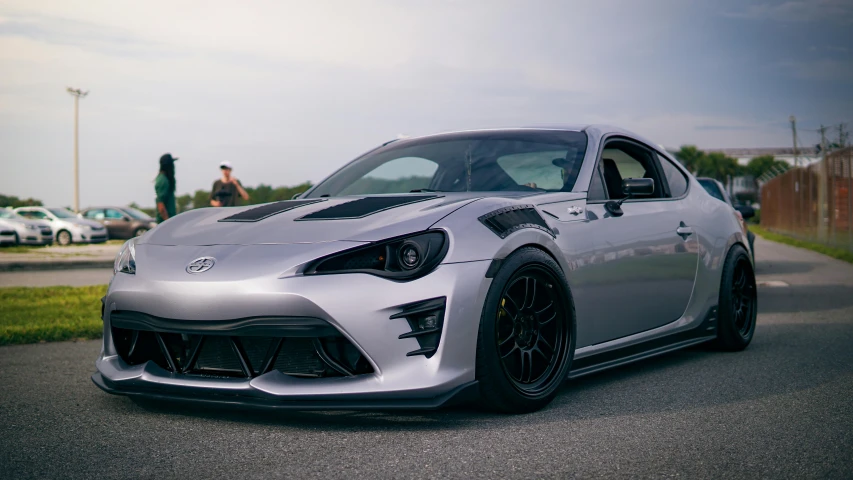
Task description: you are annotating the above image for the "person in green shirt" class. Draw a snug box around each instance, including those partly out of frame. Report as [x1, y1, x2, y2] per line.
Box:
[155, 153, 177, 223]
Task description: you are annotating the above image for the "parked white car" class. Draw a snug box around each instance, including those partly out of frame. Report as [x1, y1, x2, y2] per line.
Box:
[0, 208, 54, 245]
[14, 207, 108, 246]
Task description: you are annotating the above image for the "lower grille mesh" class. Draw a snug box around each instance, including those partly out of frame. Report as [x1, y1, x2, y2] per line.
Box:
[112, 327, 372, 379]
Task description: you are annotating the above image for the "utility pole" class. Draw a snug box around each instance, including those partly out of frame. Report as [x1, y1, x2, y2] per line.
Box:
[839, 123, 849, 149]
[790, 115, 799, 167]
[66, 87, 88, 213]
[817, 124, 829, 241]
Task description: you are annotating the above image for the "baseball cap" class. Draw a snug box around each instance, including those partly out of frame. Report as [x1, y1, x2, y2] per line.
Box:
[159, 153, 178, 166]
[220, 161, 233, 170]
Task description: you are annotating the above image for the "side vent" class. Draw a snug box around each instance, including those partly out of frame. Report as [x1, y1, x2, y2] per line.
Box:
[390, 297, 446, 358]
[478, 205, 554, 239]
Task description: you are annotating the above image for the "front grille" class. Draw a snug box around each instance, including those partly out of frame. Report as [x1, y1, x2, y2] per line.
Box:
[0, 230, 13, 235]
[111, 327, 373, 379]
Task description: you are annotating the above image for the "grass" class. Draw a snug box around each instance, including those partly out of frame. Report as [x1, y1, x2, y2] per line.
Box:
[751, 225, 853, 264]
[0, 245, 38, 253]
[0, 285, 106, 345]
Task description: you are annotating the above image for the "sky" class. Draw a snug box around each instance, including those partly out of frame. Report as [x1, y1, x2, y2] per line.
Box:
[1, 0, 851, 208]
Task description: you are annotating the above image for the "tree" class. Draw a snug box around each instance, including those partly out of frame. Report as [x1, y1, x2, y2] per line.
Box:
[696, 152, 740, 182]
[0, 194, 43, 208]
[176, 194, 192, 213]
[673, 145, 705, 173]
[744, 155, 788, 180]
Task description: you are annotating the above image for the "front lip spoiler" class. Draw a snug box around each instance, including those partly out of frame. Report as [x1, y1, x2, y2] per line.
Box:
[92, 373, 479, 411]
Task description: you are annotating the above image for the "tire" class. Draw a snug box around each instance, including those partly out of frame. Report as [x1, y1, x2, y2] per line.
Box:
[56, 230, 72, 246]
[475, 247, 575, 413]
[13, 233, 20, 245]
[747, 231, 756, 259]
[133, 228, 148, 238]
[714, 244, 757, 351]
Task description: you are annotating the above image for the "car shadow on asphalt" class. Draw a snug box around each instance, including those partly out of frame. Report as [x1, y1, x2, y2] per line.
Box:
[120, 317, 853, 431]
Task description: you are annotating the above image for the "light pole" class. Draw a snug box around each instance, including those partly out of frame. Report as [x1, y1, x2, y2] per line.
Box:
[66, 87, 88, 213]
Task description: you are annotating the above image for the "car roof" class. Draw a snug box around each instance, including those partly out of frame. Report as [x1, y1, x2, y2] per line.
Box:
[388, 124, 665, 153]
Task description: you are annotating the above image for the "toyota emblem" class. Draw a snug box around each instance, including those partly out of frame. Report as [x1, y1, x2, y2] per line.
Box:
[186, 256, 216, 274]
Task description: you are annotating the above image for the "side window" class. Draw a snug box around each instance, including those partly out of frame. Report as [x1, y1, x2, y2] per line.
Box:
[338, 157, 438, 196]
[657, 154, 688, 197]
[104, 209, 123, 219]
[85, 210, 105, 220]
[20, 210, 46, 219]
[599, 141, 664, 200]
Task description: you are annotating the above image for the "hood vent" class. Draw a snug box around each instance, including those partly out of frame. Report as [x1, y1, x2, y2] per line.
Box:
[219, 199, 326, 222]
[297, 195, 441, 221]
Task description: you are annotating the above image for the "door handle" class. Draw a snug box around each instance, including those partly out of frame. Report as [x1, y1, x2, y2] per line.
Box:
[676, 223, 693, 240]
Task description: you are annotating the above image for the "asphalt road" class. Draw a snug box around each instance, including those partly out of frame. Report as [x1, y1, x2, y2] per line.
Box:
[0, 268, 113, 287]
[1, 237, 852, 479]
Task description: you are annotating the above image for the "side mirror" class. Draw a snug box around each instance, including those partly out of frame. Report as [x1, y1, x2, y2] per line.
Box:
[622, 178, 655, 197]
[735, 205, 755, 219]
[123, 216, 131, 222]
[291, 192, 302, 200]
[604, 178, 655, 217]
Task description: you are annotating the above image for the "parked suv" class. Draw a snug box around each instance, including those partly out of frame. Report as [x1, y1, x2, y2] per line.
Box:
[14, 207, 108, 245]
[0, 208, 53, 245]
[79, 206, 158, 240]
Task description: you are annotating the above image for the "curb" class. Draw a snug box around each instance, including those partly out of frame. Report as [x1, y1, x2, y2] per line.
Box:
[0, 260, 114, 272]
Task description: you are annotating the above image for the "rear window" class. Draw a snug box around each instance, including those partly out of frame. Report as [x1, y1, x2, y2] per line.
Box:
[698, 179, 725, 202]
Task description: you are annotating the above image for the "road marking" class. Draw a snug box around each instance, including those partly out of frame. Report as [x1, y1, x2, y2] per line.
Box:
[758, 280, 789, 287]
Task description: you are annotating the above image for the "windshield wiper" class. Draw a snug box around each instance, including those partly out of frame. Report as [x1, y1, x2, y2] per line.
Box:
[409, 188, 444, 193]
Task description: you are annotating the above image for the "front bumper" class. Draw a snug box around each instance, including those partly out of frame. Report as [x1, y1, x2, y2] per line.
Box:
[95, 244, 491, 409]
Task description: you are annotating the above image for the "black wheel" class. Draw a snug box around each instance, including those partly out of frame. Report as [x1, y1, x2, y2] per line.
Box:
[13, 233, 20, 245]
[56, 230, 72, 246]
[475, 247, 575, 413]
[714, 244, 757, 351]
[133, 228, 148, 237]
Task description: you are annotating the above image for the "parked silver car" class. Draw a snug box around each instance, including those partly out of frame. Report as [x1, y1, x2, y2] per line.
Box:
[15, 207, 108, 245]
[93, 125, 756, 413]
[0, 208, 53, 246]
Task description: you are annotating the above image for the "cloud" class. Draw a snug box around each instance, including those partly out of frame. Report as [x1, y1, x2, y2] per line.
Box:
[725, 0, 853, 25]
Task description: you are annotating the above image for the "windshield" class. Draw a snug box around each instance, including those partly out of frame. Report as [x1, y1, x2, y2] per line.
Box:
[0, 210, 19, 219]
[305, 131, 588, 198]
[48, 208, 76, 218]
[123, 207, 152, 220]
[697, 179, 727, 203]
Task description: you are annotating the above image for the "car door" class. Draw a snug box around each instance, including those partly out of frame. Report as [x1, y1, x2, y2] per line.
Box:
[104, 208, 130, 239]
[572, 138, 699, 347]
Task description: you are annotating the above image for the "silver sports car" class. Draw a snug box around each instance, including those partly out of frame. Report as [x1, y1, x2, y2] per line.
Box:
[93, 125, 757, 413]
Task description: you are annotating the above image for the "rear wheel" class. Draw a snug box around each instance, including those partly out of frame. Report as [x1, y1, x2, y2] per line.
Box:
[56, 230, 72, 246]
[714, 245, 757, 351]
[476, 247, 575, 413]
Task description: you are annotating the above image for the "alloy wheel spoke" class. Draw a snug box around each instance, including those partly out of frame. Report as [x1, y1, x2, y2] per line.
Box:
[501, 344, 519, 360]
[535, 301, 554, 315]
[539, 311, 556, 326]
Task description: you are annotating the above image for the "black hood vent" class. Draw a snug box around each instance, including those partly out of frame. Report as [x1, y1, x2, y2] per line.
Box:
[219, 199, 326, 222]
[297, 195, 440, 221]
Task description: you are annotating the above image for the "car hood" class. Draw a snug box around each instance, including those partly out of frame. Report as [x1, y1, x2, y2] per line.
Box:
[0, 217, 49, 228]
[141, 193, 536, 246]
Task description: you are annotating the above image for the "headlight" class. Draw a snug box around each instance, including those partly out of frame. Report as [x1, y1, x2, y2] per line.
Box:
[305, 230, 448, 281]
[114, 239, 137, 275]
